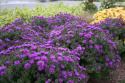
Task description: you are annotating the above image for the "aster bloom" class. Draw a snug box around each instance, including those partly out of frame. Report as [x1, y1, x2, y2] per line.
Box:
[60, 64, 65, 69]
[5, 61, 10, 65]
[14, 61, 21, 66]
[67, 80, 74, 83]
[49, 68, 54, 74]
[50, 55, 55, 60]
[41, 56, 47, 61]
[89, 40, 93, 44]
[83, 40, 86, 43]
[69, 34, 74, 37]
[62, 71, 66, 76]
[37, 60, 44, 66]
[97, 65, 101, 69]
[24, 63, 31, 69]
[38, 65, 44, 71]
[79, 33, 83, 36]
[58, 78, 63, 83]
[68, 72, 72, 76]
[45, 79, 51, 83]
[66, 40, 70, 44]
[0, 71, 6, 76]
[0, 66, 6, 71]
[29, 59, 34, 64]
[57, 57, 63, 61]
[50, 64, 56, 68]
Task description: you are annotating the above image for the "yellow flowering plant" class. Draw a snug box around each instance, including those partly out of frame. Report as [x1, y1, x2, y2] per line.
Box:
[91, 7, 125, 24]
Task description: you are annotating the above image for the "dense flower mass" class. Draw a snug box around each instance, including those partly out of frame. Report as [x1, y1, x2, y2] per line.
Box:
[0, 12, 123, 82]
[91, 7, 125, 24]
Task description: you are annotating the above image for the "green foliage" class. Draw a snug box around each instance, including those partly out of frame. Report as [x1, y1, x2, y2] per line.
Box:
[99, 1, 116, 10]
[81, 1, 98, 13]
[0, 2, 84, 27]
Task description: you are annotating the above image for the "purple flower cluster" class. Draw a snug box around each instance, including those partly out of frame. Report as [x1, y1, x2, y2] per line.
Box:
[0, 12, 122, 82]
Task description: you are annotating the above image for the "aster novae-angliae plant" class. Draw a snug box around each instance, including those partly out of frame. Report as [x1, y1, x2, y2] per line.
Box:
[0, 42, 88, 83]
[50, 20, 121, 81]
[93, 17, 125, 59]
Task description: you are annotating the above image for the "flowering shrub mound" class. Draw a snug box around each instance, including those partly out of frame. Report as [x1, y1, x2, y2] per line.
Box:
[0, 12, 122, 82]
[93, 18, 125, 55]
[0, 18, 47, 51]
[50, 20, 121, 80]
[0, 42, 89, 83]
[91, 7, 125, 24]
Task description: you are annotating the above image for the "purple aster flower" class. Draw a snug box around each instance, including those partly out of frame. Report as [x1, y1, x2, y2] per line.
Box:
[38, 65, 44, 71]
[109, 46, 113, 50]
[50, 64, 56, 68]
[97, 65, 101, 69]
[80, 74, 86, 79]
[45, 79, 51, 83]
[49, 68, 54, 74]
[67, 80, 74, 83]
[82, 40, 86, 43]
[41, 56, 47, 61]
[36, 73, 39, 77]
[79, 33, 83, 36]
[74, 69, 79, 76]
[68, 72, 72, 76]
[60, 64, 65, 69]
[29, 59, 34, 64]
[106, 58, 109, 61]
[109, 61, 113, 65]
[62, 71, 66, 76]
[57, 57, 63, 61]
[37, 60, 44, 66]
[0, 66, 6, 71]
[5, 38, 10, 42]
[24, 63, 31, 69]
[66, 40, 70, 44]
[69, 34, 74, 37]
[84, 34, 91, 38]
[89, 45, 93, 49]
[8, 29, 12, 33]
[105, 63, 108, 66]
[11, 75, 13, 78]
[103, 37, 106, 40]
[68, 31, 74, 34]
[89, 40, 93, 44]
[57, 53, 62, 56]
[58, 78, 63, 83]
[1, 71, 6, 76]
[14, 61, 20, 66]
[0, 46, 3, 50]
[35, 56, 41, 60]
[0, 39, 2, 43]
[5, 61, 10, 65]
[117, 59, 120, 62]
[50, 55, 55, 60]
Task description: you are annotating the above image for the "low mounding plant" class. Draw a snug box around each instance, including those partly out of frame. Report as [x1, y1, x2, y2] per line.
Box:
[0, 13, 89, 82]
[91, 7, 125, 24]
[93, 18, 125, 59]
[0, 43, 89, 83]
[49, 16, 121, 80]
[0, 12, 122, 82]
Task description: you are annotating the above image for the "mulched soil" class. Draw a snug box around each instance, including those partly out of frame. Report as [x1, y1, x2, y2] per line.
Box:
[88, 60, 125, 83]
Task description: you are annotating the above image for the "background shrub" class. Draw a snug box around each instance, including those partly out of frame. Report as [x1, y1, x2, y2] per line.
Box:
[93, 18, 125, 59]
[48, 14, 121, 81]
[91, 7, 125, 24]
[0, 2, 84, 27]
